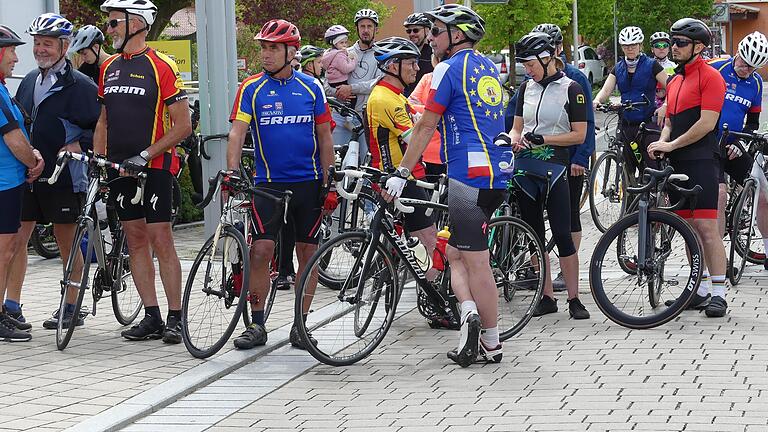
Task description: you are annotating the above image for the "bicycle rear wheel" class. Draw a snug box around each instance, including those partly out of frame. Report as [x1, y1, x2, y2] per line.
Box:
[730, 179, 757, 285]
[589, 151, 627, 232]
[295, 231, 398, 366]
[182, 225, 250, 359]
[487, 216, 545, 341]
[31, 223, 60, 259]
[590, 209, 702, 329]
[111, 231, 143, 325]
[56, 224, 91, 350]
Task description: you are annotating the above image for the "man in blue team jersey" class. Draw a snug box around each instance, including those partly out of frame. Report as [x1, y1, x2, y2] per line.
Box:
[227, 19, 336, 351]
[390, 4, 508, 367]
[709, 32, 768, 270]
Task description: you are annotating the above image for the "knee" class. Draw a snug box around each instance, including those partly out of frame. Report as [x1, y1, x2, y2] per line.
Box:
[250, 242, 274, 264]
[295, 243, 317, 261]
[553, 232, 576, 257]
[445, 245, 461, 262]
[693, 220, 719, 244]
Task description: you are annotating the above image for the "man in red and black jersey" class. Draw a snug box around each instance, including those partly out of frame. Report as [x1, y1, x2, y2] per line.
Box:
[94, 0, 192, 342]
[648, 18, 729, 318]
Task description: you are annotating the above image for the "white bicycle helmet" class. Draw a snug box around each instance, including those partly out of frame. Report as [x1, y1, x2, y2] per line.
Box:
[619, 26, 644, 45]
[100, 0, 158, 26]
[739, 31, 768, 69]
[650, 31, 670, 44]
[324, 25, 350, 44]
[68, 25, 105, 54]
[354, 9, 379, 25]
[27, 13, 73, 38]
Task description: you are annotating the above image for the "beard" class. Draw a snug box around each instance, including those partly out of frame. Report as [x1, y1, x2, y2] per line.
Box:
[35, 57, 58, 69]
[112, 36, 124, 51]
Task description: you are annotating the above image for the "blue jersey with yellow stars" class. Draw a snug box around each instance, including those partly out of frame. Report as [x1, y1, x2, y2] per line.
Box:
[425, 48, 508, 189]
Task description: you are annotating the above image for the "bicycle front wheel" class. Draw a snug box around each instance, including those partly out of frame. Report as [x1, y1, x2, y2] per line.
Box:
[487, 216, 545, 341]
[111, 231, 143, 325]
[295, 231, 398, 366]
[182, 225, 250, 359]
[730, 179, 757, 285]
[56, 224, 91, 350]
[589, 151, 627, 232]
[590, 209, 702, 329]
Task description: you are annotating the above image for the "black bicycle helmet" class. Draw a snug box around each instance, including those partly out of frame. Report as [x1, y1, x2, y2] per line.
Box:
[515, 32, 554, 61]
[532, 23, 563, 46]
[670, 18, 711, 46]
[424, 4, 485, 42]
[403, 13, 431, 28]
[0, 25, 25, 47]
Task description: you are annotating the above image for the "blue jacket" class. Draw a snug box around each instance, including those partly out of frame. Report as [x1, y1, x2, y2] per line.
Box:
[16, 60, 100, 192]
[614, 55, 657, 123]
[506, 59, 595, 168]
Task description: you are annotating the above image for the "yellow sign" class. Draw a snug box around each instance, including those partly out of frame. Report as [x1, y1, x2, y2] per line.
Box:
[147, 40, 193, 81]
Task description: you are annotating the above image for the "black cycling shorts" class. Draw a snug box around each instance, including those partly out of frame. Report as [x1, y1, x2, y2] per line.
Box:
[717, 153, 752, 185]
[517, 173, 576, 257]
[401, 182, 435, 233]
[568, 169, 584, 233]
[0, 184, 24, 234]
[108, 168, 174, 223]
[252, 180, 323, 245]
[447, 179, 506, 252]
[22, 182, 85, 224]
[668, 159, 719, 219]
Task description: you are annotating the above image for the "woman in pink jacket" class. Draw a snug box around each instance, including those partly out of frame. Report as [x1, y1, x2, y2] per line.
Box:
[322, 25, 357, 108]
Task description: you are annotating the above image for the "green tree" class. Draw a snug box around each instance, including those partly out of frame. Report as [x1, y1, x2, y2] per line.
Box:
[475, 0, 571, 53]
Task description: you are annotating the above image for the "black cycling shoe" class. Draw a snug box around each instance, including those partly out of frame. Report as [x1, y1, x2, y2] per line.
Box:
[516, 267, 540, 290]
[664, 290, 710, 310]
[274, 275, 294, 291]
[447, 311, 481, 367]
[233, 323, 267, 349]
[705, 296, 728, 318]
[532, 295, 558, 317]
[552, 272, 567, 292]
[479, 342, 503, 364]
[289, 324, 317, 350]
[121, 315, 164, 341]
[2, 306, 31, 331]
[162, 316, 182, 344]
[0, 313, 31, 342]
[567, 298, 590, 320]
[42, 308, 85, 330]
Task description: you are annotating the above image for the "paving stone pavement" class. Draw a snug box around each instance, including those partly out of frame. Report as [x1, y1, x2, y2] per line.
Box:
[120, 212, 768, 432]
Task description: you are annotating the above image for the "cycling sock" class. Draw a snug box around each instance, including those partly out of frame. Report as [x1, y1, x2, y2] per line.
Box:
[3, 300, 20, 313]
[460, 301, 478, 321]
[711, 276, 726, 299]
[145, 306, 162, 323]
[252, 310, 265, 326]
[167, 309, 181, 321]
[697, 271, 710, 297]
[480, 326, 500, 348]
[64, 303, 76, 315]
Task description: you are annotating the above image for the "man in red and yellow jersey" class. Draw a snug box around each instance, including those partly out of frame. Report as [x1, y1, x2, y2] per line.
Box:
[94, 0, 192, 343]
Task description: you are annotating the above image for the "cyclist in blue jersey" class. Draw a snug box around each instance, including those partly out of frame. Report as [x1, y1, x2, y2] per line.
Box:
[227, 19, 336, 351]
[0, 25, 44, 342]
[710, 32, 768, 270]
[390, 4, 507, 367]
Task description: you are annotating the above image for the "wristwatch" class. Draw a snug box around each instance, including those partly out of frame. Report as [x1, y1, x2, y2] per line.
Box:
[395, 166, 410, 178]
[140, 150, 150, 161]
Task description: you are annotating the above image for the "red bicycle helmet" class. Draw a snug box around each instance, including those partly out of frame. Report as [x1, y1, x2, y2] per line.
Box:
[256, 19, 301, 48]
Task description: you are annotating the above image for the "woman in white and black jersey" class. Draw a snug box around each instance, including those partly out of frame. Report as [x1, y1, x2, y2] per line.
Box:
[500, 32, 590, 319]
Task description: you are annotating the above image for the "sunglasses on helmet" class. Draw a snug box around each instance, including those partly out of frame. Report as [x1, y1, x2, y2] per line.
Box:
[652, 42, 670, 49]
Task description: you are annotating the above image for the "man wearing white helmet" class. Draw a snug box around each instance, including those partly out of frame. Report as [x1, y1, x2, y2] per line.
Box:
[7, 13, 100, 331]
[595, 26, 668, 174]
[94, 0, 192, 343]
[709, 31, 768, 271]
[68, 25, 110, 83]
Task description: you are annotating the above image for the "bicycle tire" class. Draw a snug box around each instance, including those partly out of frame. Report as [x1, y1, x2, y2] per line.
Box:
[294, 231, 398, 366]
[182, 225, 250, 359]
[111, 230, 143, 325]
[589, 151, 627, 233]
[487, 216, 545, 341]
[590, 209, 702, 329]
[31, 224, 60, 259]
[729, 179, 757, 285]
[578, 151, 597, 210]
[56, 224, 91, 350]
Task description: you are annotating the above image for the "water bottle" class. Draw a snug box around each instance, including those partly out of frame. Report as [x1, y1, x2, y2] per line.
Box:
[411, 240, 430, 271]
[629, 141, 643, 164]
[342, 139, 359, 169]
[431, 226, 451, 271]
[80, 232, 97, 263]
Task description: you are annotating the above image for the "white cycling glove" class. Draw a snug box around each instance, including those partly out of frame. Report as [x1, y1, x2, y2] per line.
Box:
[385, 176, 407, 198]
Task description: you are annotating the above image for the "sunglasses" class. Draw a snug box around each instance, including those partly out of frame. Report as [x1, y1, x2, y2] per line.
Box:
[104, 18, 129, 29]
[405, 28, 423, 34]
[430, 26, 448, 37]
[671, 38, 693, 48]
[652, 42, 670, 49]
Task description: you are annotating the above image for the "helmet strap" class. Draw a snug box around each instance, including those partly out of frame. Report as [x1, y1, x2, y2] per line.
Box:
[116, 10, 149, 54]
[536, 54, 553, 80]
[264, 45, 292, 78]
[445, 26, 470, 55]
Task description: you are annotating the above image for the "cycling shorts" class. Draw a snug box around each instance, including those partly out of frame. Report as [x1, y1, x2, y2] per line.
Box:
[252, 180, 323, 245]
[717, 153, 752, 185]
[22, 182, 85, 224]
[668, 159, 719, 219]
[517, 173, 576, 257]
[108, 168, 174, 223]
[446, 179, 506, 252]
[0, 184, 24, 234]
[568, 168, 584, 233]
[401, 182, 434, 233]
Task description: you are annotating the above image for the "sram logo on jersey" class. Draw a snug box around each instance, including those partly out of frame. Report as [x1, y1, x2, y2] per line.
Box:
[103, 85, 146, 96]
[725, 92, 752, 108]
[258, 114, 313, 125]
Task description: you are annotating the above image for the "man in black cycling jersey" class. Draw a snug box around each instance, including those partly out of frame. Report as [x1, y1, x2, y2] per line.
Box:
[7, 13, 100, 330]
[647, 18, 728, 317]
[402, 13, 433, 97]
[95, 0, 192, 342]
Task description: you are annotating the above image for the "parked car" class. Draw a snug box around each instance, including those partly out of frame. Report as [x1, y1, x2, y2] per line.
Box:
[575, 45, 607, 86]
[486, 50, 511, 86]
